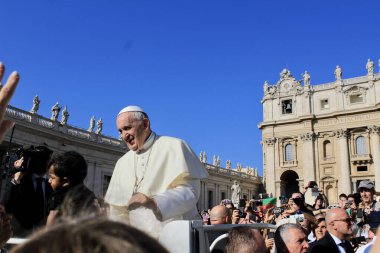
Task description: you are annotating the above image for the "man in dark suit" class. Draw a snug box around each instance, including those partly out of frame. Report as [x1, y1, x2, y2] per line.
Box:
[309, 208, 354, 253]
[0, 146, 53, 237]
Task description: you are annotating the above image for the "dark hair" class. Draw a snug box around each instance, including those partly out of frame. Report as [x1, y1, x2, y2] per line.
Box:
[311, 218, 326, 237]
[339, 193, 348, 199]
[11, 219, 169, 253]
[55, 184, 101, 223]
[48, 151, 87, 185]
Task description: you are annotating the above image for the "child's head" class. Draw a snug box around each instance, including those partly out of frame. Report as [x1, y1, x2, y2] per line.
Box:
[48, 151, 87, 191]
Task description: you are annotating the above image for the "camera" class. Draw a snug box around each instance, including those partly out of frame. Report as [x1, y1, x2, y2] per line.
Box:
[292, 197, 303, 207]
[271, 207, 284, 216]
[279, 195, 287, 205]
[5, 146, 52, 174]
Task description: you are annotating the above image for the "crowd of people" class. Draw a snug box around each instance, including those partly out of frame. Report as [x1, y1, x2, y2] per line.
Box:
[0, 62, 380, 253]
[200, 180, 380, 253]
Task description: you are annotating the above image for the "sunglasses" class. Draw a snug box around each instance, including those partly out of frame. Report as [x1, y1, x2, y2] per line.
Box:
[332, 218, 352, 224]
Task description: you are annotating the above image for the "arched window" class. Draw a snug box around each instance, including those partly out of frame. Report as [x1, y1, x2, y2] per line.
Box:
[285, 144, 294, 161]
[323, 140, 332, 158]
[356, 136, 366, 154]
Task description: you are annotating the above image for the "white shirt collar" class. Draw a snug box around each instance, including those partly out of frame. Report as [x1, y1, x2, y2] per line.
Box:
[137, 131, 156, 154]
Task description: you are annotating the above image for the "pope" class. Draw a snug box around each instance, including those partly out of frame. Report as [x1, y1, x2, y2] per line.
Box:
[105, 105, 208, 237]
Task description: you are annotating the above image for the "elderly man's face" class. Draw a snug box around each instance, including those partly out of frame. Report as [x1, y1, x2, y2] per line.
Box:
[360, 188, 374, 204]
[284, 228, 309, 253]
[117, 112, 150, 151]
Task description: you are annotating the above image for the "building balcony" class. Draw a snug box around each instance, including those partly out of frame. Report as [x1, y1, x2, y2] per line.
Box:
[281, 160, 298, 167]
[351, 153, 372, 164]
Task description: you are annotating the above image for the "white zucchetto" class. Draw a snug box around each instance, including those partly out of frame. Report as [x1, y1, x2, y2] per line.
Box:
[118, 105, 145, 116]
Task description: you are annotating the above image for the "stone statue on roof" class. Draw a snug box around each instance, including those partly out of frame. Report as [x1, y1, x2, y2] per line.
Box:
[96, 118, 103, 135]
[88, 116, 95, 132]
[60, 106, 69, 126]
[303, 71, 310, 86]
[30, 95, 40, 114]
[334, 65, 342, 81]
[51, 102, 61, 121]
[366, 59, 374, 76]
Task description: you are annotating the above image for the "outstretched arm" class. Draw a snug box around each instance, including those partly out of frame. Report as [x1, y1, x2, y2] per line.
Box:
[0, 62, 20, 142]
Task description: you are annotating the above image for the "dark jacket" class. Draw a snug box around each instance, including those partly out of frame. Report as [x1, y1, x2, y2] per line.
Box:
[309, 232, 354, 253]
[1, 174, 52, 235]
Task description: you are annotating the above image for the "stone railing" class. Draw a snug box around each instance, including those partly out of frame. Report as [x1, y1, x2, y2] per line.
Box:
[203, 163, 262, 182]
[313, 74, 377, 91]
[5, 105, 126, 149]
[351, 153, 372, 164]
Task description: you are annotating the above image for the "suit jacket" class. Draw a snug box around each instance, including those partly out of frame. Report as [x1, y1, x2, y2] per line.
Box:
[309, 232, 354, 253]
[1, 173, 52, 235]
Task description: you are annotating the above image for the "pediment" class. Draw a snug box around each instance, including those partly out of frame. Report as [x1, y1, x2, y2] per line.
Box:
[343, 85, 368, 95]
[275, 69, 303, 94]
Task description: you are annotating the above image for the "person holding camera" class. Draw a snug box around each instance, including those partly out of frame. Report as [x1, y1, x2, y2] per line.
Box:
[0, 146, 53, 237]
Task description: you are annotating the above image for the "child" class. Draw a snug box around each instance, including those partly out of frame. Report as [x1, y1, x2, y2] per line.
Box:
[46, 151, 92, 224]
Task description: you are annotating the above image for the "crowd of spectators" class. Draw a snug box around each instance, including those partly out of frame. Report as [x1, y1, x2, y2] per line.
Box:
[200, 180, 380, 253]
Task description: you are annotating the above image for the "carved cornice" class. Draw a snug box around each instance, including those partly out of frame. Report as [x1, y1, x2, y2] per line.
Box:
[369, 125, 380, 135]
[300, 132, 314, 142]
[333, 129, 349, 139]
[264, 137, 276, 146]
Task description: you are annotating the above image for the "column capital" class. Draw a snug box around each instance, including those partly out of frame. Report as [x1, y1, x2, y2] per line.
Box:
[300, 132, 315, 142]
[369, 125, 380, 135]
[333, 129, 348, 139]
[264, 137, 276, 146]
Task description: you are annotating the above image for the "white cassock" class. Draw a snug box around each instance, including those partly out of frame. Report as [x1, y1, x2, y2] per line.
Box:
[105, 132, 208, 238]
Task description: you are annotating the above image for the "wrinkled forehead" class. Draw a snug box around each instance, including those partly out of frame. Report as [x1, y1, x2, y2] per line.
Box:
[117, 112, 137, 122]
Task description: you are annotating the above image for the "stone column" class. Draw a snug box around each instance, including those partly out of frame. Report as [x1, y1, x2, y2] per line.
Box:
[264, 137, 276, 196]
[369, 126, 380, 192]
[300, 132, 316, 182]
[334, 129, 352, 194]
[300, 132, 316, 204]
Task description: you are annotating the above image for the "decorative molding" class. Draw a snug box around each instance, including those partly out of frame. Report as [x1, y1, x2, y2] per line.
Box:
[300, 132, 314, 142]
[369, 125, 380, 135]
[265, 137, 276, 146]
[333, 129, 348, 139]
[343, 85, 368, 98]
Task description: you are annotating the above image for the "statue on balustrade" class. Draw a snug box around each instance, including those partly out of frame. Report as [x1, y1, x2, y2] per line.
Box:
[88, 116, 95, 132]
[60, 106, 69, 126]
[96, 118, 103, 134]
[30, 95, 40, 114]
[263, 81, 269, 95]
[366, 59, 374, 76]
[334, 65, 342, 81]
[202, 151, 207, 163]
[51, 102, 61, 121]
[303, 71, 310, 86]
[216, 156, 220, 167]
[226, 160, 231, 170]
[236, 163, 242, 172]
[231, 180, 241, 207]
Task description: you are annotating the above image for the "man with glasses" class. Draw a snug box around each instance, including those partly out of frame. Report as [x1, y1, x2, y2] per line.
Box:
[310, 208, 354, 253]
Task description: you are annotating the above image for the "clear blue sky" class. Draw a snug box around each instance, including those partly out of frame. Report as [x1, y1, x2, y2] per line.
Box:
[1, 0, 379, 176]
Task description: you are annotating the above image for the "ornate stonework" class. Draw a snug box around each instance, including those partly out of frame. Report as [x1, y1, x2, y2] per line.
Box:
[300, 132, 314, 142]
[333, 129, 348, 139]
[369, 125, 380, 135]
[265, 137, 276, 146]
[260, 61, 380, 202]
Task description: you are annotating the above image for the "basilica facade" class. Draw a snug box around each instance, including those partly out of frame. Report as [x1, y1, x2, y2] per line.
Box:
[0, 103, 262, 211]
[259, 60, 380, 204]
